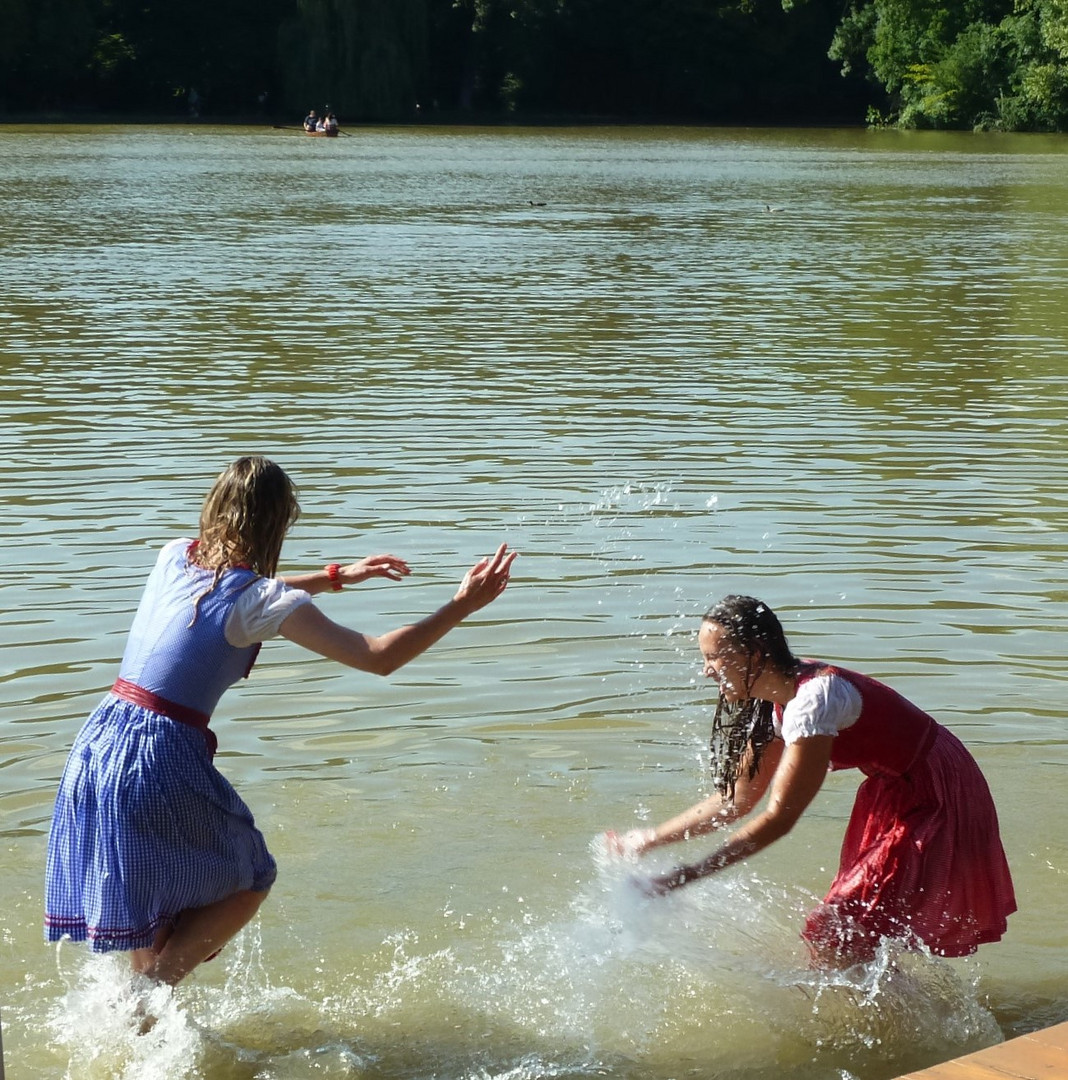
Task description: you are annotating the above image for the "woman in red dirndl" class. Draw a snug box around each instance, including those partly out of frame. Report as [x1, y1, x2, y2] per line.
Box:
[606, 595, 1015, 965]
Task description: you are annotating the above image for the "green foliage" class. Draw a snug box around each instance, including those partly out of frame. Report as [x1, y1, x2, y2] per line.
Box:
[901, 20, 1006, 126]
[996, 8, 1068, 126]
[830, 0, 1068, 128]
[829, 4, 879, 77]
[91, 32, 135, 77]
[1018, 0, 1068, 56]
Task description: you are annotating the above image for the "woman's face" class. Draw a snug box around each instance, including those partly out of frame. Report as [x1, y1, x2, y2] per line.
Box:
[698, 621, 757, 703]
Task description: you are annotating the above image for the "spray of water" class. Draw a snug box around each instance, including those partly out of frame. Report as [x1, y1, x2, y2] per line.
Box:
[47, 944, 202, 1079]
[33, 839, 1002, 1080]
[412, 836, 1004, 1078]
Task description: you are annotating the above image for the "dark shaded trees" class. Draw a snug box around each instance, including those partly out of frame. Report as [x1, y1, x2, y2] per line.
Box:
[423, 0, 866, 121]
[0, 0, 98, 110]
[0, 0, 1064, 129]
[0, 0, 294, 114]
[0, 0, 869, 121]
[278, 0, 428, 120]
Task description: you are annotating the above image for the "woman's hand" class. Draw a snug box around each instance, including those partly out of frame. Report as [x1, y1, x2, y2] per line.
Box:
[604, 828, 656, 858]
[453, 544, 517, 613]
[340, 554, 411, 585]
[634, 867, 690, 897]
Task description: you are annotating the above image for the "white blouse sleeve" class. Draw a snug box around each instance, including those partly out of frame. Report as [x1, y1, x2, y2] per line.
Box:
[225, 577, 312, 647]
[779, 673, 862, 744]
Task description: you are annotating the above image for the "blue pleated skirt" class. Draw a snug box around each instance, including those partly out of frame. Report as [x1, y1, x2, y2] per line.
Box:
[45, 694, 277, 952]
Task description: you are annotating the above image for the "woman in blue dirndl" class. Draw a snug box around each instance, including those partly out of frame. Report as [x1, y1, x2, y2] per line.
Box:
[45, 456, 516, 986]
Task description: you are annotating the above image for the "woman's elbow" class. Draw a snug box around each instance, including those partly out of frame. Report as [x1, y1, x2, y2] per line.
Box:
[352, 646, 403, 678]
[343, 653, 396, 677]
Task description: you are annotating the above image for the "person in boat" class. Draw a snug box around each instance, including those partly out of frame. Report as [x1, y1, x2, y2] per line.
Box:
[302, 109, 318, 132]
[44, 456, 517, 987]
[605, 594, 1016, 965]
[323, 112, 339, 134]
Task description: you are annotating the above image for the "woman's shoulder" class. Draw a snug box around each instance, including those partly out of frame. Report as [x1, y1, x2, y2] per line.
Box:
[783, 665, 863, 739]
[796, 665, 864, 708]
[239, 574, 306, 603]
[144, 538, 198, 582]
[798, 658, 849, 678]
[226, 576, 312, 647]
[157, 537, 196, 565]
[797, 660, 870, 693]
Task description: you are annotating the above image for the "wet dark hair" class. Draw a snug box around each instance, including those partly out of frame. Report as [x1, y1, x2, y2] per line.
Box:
[703, 595, 800, 799]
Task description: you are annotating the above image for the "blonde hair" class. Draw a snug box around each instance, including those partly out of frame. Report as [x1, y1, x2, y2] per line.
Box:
[195, 457, 300, 578]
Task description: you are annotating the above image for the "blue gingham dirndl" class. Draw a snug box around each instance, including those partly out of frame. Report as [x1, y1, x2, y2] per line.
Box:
[45, 694, 277, 952]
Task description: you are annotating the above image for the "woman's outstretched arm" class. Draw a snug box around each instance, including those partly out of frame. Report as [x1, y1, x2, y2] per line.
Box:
[606, 738, 784, 857]
[648, 733, 833, 892]
[278, 544, 515, 676]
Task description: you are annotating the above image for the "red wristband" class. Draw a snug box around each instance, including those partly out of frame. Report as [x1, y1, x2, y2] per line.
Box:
[325, 563, 342, 591]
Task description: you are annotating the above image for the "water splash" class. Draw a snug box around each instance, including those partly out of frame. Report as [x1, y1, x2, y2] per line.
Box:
[42, 929, 343, 1080]
[461, 1055, 611, 1080]
[34, 862, 1002, 1080]
[47, 946, 203, 1079]
[588, 483, 677, 517]
[420, 839, 1004, 1078]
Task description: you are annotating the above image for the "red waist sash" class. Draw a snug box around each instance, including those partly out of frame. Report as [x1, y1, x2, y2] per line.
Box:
[111, 677, 218, 758]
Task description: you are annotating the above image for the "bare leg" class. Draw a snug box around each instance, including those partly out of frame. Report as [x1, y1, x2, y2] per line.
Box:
[131, 924, 174, 976]
[134, 888, 270, 986]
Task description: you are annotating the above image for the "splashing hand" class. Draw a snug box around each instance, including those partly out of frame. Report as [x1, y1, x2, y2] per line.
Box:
[604, 828, 655, 859]
[636, 867, 691, 897]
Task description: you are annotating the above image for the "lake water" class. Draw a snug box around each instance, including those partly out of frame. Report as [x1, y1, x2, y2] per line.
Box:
[1, 122, 1067, 1080]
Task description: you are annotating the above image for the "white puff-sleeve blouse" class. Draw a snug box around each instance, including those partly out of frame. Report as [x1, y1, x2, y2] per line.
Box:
[224, 577, 312, 647]
[776, 672, 862, 745]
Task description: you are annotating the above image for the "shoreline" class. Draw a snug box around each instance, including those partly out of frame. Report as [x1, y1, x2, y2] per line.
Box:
[0, 111, 870, 130]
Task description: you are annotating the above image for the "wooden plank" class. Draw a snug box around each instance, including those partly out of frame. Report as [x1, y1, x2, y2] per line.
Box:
[897, 1021, 1068, 1079]
[1028, 1024, 1068, 1052]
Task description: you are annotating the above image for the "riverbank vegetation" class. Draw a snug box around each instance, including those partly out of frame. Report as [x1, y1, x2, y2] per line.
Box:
[3, 0, 1067, 131]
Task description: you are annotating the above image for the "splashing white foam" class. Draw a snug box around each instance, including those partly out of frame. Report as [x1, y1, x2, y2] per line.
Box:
[48, 947, 203, 1079]
[36, 863, 1002, 1080]
[421, 837, 1004, 1076]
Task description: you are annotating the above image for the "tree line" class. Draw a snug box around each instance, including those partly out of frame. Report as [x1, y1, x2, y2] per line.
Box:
[3, 0, 1067, 131]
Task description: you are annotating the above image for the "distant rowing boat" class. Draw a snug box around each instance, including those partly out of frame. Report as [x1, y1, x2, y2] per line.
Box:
[304, 128, 339, 137]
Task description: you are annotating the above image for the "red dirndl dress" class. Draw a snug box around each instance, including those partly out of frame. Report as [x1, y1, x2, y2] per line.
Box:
[788, 664, 1016, 962]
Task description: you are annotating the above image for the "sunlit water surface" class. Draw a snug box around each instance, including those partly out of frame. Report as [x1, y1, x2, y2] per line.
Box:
[1, 123, 1067, 1079]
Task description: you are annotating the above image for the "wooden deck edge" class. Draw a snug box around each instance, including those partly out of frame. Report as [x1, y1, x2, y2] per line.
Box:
[895, 1020, 1068, 1078]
